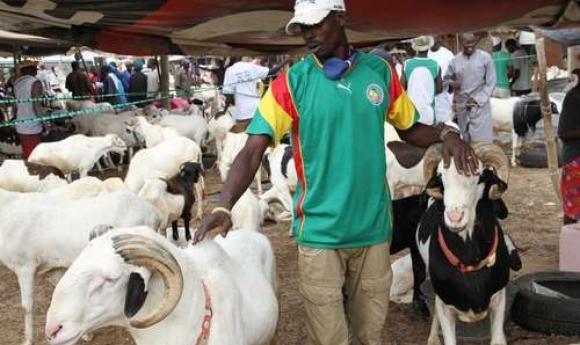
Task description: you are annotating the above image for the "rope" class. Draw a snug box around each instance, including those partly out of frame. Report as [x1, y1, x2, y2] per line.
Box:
[0, 74, 276, 105]
[0, 93, 173, 128]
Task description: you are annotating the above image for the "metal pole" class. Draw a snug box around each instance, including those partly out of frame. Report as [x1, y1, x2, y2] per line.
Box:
[534, 29, 561, 202]
[76, 47, 90, 76]
[160, 55, 170, 109]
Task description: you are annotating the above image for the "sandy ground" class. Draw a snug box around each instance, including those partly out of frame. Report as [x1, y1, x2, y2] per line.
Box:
[1, 165, 579, 345]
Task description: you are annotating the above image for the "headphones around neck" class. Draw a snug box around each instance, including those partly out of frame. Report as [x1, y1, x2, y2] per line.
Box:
[322, 50, 357, 81]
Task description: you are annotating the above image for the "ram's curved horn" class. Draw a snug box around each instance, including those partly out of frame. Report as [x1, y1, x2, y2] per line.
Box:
[422, 143, 444, 199]
[112, 234, 183, 328]
[472, 143, 509, 200]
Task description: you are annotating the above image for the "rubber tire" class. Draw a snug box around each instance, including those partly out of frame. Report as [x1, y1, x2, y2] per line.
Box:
[512, 271, 580, 336]
[517, 145, 563, 168]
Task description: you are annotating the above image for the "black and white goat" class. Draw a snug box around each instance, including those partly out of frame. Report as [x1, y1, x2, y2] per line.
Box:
[417, 143, 521, 345]
[165, 162, 205, 242]
[491, 93, 560, 166]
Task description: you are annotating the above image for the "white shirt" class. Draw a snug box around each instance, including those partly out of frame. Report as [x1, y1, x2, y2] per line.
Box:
[428, 46, 454, 77]
[147, 68, 160, 97]
[407, 66, 436, 125]
[222, 61, 269, 121]
[428, 46, 455, 123]
[14, 75, 43, 135]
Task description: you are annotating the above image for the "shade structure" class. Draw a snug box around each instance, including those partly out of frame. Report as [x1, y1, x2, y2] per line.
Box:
[0, 0, 578, 55]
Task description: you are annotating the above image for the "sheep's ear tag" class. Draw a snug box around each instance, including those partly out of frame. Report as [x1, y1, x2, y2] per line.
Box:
[124, 272, 148, 317]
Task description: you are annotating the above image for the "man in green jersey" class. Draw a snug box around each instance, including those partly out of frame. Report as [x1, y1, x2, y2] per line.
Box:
[193, 1, 478, 344]
[400, 36, 443, 125]
[491, 36, 514, 99]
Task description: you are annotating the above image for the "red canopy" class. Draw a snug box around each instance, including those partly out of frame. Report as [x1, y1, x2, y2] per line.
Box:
[0, 0, 577, 55]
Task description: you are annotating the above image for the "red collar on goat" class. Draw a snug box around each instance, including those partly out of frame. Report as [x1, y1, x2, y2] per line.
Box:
[438, 225, 499, 274]
[195, 281, 213, 345]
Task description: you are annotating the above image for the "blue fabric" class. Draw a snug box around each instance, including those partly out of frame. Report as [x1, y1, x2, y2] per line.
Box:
[322, 52, 357, 81]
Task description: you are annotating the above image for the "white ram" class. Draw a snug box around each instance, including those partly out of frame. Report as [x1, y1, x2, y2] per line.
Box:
[0, 190, 161, 345]
[28, 134, 127, 178]
[45, 226, 278, 345]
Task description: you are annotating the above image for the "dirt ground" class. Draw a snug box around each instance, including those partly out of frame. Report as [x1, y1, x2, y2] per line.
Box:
[1, 165, 580, 345]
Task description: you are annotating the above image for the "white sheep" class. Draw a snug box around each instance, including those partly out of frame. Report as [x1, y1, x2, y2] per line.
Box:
[390, 254, 414, 304]
[45, 226, 278, 345]
[90, 112, 144, 162]
[128, 116, 181, 148]
[138, 178, 185, 232]
[124, 137, 203, 194]
[28, 134, 127, 178]
[68, 101, 115, 135]
[47, 176, 127, 199]
[207, 110, 235, 166]
[156, 114, 208, 146]
[232, 189, 262, 231]
[219, 131, 262, 196]
[0, 159, 67, 192]
[0, 190, 161, 345]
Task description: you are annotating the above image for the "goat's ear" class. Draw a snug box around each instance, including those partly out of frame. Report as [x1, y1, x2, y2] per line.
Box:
[89, 224, 114, 241]
[479, 169, 508, 193]
[493, 199, 509, 220]
[124, 272, 148, 317]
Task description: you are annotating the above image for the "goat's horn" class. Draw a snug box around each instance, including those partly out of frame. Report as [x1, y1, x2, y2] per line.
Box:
[422, 143, 444, 199]
[112, 234, 183, 329]
[472, 143, 509, 200]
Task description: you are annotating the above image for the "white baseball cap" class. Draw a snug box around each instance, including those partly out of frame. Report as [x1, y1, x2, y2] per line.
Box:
[491, 36, 502, 47]
[285, 0, 346, 35]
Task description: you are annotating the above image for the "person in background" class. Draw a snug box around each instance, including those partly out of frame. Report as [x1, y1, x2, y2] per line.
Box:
[174, 59, 192, 99]
[400, 36, 443, 125]
[506, 38, 532, 96]
[445, 33, 496, 143]
[369, 45, 395, 66]
[558, 68, 580, 224]
[13, 60, 45, 159]
[215, 58, 226, 87]
[5, 68, 16, 97]
[65, 61, 94, 98]
[193, 1, 477, 344]
[128, 59, 148, 106]
[222, 56, 288, 127]
[428, 35, 455, 123]
[145, 58, 160, 100]
[101, 65, 127, 105]
[120, 60, 132, 91]
[491, 36, 514, 99]
[88, 66, 101, 99]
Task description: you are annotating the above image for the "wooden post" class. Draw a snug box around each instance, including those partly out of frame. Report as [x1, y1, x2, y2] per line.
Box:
[159, 55, 170, 109]
[534, 29, 562, 202]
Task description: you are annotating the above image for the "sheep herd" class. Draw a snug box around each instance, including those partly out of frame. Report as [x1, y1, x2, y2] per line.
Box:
[0, 89, 536, 345]
[0, 96, 289, 345]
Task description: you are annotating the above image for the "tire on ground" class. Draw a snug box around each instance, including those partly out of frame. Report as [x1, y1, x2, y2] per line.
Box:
[512, 271, 580, 336]
[517, 145, 563, 168]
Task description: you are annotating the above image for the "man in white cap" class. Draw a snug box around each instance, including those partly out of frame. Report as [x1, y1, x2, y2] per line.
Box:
[194, 2, 478, 344]
[446, 33, 496, 143]
[400, 36, 443, 125]
[491, 36, 514, 99]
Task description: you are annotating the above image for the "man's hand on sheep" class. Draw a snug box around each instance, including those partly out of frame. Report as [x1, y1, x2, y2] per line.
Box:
[441, 130, 479, 176]
[192, 208, 233, 244]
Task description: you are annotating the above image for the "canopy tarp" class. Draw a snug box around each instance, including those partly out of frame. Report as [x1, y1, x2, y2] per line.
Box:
[0, 0, 579, 55]
[0, 29, 72, 55]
